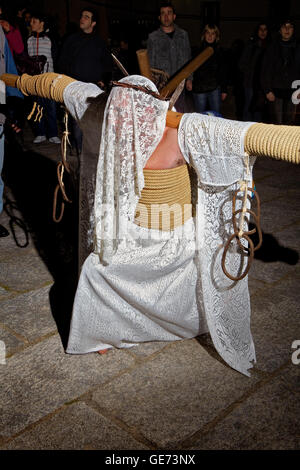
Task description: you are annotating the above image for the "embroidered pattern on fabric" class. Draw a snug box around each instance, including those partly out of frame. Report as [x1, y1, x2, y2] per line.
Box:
[178, 113, 256, 376]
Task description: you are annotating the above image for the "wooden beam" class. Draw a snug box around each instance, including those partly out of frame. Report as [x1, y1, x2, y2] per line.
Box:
[160, 47, 214, 98]
[136, 49, 153, 81]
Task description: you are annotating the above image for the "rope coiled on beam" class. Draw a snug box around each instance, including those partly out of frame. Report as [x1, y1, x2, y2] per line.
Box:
[245, 122, 300, 164]
[16, 73, 76, 102]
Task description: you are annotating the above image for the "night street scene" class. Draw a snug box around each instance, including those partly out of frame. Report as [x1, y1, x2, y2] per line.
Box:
[0, 0, 299, 457]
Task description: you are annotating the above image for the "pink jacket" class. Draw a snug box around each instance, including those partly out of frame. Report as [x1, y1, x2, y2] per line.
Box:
[5, 26, 24, 56]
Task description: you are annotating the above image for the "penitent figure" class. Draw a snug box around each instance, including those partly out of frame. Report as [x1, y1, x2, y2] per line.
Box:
[64, 75, 256, 377]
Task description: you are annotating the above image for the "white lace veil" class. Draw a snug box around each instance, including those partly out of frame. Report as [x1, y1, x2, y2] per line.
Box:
[93, 75, 169, 264]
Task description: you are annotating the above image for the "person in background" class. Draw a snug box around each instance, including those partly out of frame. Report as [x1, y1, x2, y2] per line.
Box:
[239, 22, 270, 122]
[0, 10, 24, 57]
[27, 11, 60, 144]
[261, 19, 300, 124]
[58, 8, 112, 156]
[15, 3, 30, 49]
[147, 2, 192, 111]
[23, 10, 32, 38]
[0, 25, 23, 237]
[228, 38, 245, 120]
[190, 24, 228, 114]
[0, 9, 25, 131]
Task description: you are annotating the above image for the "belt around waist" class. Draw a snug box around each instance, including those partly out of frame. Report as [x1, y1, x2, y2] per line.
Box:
[135, 164, 192, 231]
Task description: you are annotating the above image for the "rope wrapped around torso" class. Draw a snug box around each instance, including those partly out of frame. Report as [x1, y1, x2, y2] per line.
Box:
[134, 163, 192, 231]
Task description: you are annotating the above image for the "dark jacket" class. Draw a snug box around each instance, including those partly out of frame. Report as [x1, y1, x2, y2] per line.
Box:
[192, 41, 228, 94]
[261, 35, 300, 98]
[147, 24, 191, 78]
[239, 38, 268, 90]
[58, 31, 112, 84]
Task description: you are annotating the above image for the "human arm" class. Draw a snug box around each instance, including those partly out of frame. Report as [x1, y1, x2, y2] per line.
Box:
[147, 34, 157, 71]
[63, 81, 103, 121]
[4, 39, 23, 99]
[218, 47, 229, 99]
[261, 44, 274, 98]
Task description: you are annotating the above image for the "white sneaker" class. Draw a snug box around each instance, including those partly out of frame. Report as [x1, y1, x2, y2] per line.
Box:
[33, 135, 46, 144]
[49, 136, 61, 144]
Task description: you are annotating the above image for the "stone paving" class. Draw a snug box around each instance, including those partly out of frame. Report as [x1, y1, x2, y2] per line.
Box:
[0, 122, 299, 451]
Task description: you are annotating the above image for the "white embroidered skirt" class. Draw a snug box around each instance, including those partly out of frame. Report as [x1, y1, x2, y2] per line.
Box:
[66, 218, 208, 354]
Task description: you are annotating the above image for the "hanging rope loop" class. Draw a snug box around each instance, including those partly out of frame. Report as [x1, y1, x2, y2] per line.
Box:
[221, 153, 262, 282]
[52, 108, 72, 223]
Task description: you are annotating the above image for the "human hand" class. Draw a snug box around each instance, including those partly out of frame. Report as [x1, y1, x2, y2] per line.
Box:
[221, 92, 227, 101]
[266, 91, 275, 102]
[186, 79, 192, 91]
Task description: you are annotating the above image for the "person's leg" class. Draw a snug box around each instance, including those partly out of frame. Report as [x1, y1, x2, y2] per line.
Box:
[243, 87, 254, 121]
[207, 87, 221, 114]
[271, 97, 283, 124]
[193, 92, 207, 113]
[282, 98, 296, 125]
[253, 109, 263, 122]
[45, 99, 59, 139]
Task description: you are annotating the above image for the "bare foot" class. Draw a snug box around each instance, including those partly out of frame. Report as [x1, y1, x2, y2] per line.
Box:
[98, 349, 109, 355]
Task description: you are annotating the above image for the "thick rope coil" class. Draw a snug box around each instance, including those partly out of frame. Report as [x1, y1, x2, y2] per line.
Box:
[245, 122, 300, 164]
[15, 72, 76, 102]
[135, 164, 192, 230]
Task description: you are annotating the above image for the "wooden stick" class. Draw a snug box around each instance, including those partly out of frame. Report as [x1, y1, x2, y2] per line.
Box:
[136, 49, 153, 80]
[160, 47, 214, 98]
[0, 73, 19, 88]
[166, 110, 182, 128]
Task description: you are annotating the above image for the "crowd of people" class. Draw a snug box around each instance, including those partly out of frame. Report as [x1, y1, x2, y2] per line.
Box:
[0, 3, 298, 136]
[146, 3, 300, 124]
[0, 1, 300, 238]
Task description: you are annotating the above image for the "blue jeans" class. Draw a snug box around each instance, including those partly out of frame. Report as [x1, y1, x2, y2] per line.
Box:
[193, 87, 221, 114]
[269, 97, 296, 125]
[34, 97, 58, 138]
[0, 125, 4, 214]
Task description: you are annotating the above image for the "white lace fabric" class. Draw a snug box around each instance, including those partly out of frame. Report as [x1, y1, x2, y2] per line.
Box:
[64, 77, 258, 377]
[179, 113, 257, 376]
[63, 81, 103, 121]
[92, 75, 169, 264]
